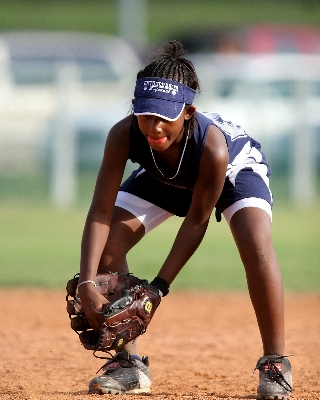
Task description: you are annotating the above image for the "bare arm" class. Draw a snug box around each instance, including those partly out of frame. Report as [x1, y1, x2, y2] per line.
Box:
[156, 125, 228, 284]
[77, 116, 131, 331]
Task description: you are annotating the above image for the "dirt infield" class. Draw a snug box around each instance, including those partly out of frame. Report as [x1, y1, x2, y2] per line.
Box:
[0, 289, 319, 400]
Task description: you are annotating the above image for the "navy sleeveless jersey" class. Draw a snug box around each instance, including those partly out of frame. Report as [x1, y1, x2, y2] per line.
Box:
[120, 111, 272, 217]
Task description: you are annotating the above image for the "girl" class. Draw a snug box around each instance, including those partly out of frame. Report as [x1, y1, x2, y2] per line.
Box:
[77, 40, 292, 399]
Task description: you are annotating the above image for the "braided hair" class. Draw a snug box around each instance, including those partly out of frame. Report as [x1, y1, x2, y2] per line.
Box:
[137, 40, 200, 91]
[132, 40, 200, 135]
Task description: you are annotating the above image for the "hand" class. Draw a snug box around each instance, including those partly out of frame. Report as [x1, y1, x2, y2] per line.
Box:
[77, 284, 108, 333]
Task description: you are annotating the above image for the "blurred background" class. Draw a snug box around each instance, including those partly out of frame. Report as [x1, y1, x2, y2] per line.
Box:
[0, 0, 319, 290]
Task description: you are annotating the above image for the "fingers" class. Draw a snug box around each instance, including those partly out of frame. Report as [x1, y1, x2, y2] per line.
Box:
[77, 285, 105, 332]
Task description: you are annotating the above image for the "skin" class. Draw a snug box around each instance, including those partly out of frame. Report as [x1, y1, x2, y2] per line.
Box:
[78, 103, 285, 358]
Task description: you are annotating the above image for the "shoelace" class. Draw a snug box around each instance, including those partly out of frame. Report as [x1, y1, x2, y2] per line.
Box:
[94, 351, 134, 374]
[254, 356, 292, 393]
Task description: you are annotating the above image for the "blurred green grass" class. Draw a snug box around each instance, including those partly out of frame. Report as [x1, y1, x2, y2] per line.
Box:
[0, 196, 319, 292]
[0, 0, 320, 40]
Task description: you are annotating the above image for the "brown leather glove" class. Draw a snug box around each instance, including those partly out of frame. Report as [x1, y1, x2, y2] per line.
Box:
[66, 272, 161, 352]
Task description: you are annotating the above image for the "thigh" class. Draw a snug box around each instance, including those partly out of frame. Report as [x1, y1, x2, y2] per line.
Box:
[109, 205, 146, 250]
[98, 193, 173, 273]
[116, 191, 172, 234]
[98, 205, 145, 274]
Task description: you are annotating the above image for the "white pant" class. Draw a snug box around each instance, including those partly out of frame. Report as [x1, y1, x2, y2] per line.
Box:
[115, 191, 272, 234]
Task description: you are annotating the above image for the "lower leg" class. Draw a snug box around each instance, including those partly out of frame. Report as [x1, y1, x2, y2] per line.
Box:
[230, 208, 285, 356]
[123, 339, 140, 357]
[245, 252, 285, 355]
[98, 206, 146, 357]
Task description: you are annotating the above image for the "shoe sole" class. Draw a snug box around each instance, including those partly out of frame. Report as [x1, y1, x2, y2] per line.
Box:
[257, 396, 290, 400]
[89, 384, 151, 395]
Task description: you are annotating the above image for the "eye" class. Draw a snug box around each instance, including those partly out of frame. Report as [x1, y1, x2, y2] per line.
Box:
[145, 115, 159, 121]
[142, 115, 162, 123]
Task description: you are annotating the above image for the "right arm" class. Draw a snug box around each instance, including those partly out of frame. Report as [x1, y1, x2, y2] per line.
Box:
[77, 115, 131, 331]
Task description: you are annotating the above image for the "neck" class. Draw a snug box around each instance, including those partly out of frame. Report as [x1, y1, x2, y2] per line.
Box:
[149, 129, 189, 180]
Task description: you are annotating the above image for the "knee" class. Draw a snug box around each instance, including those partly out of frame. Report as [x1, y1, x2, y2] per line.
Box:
[99, 240, 128, 271]
[230, 207, 277, 267]
[98, 226, 144, 273]
[248, 246, 275, 269]
[242, 242, 280, 281]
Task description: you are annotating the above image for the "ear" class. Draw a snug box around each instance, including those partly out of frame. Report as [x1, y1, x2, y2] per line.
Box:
[184, 105, 196, 120]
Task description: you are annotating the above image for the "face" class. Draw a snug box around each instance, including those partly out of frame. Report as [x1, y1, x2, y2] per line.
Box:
[135, 105, 196, 152]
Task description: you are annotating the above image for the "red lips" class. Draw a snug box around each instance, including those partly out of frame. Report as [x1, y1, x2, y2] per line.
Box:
[147, 136, 168, 144]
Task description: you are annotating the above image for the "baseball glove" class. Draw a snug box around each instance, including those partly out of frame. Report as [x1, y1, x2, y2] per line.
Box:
[66, 272, 161, 353]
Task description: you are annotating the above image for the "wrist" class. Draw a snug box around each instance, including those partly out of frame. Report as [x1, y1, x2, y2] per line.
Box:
[77, 280, 96, 289]
[150, 277, 170, 297]
[77, 280, 97, 295]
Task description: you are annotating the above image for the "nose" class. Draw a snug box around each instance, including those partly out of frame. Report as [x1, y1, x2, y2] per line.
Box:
[145, 116, 162, 134]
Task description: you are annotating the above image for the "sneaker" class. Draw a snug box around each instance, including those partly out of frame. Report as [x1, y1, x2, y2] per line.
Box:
[254, 355, 292, 400]
[88, 351, 152, 394]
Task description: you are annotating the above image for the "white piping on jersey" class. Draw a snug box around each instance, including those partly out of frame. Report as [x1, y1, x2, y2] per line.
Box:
[202, 111, 272, 201]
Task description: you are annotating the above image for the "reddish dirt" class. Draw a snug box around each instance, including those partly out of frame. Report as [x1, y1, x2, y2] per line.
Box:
[0, 289, 319, 400]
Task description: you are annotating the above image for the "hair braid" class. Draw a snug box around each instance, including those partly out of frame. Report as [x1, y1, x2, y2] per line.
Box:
[137, 40, 200, 92]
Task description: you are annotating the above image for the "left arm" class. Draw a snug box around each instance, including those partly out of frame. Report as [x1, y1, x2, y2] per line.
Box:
[156, 125, 229, 284]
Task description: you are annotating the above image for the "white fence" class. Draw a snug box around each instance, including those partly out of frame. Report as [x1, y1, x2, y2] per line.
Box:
[0, 32, 141, 206]
[191, 53, 320, 205]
